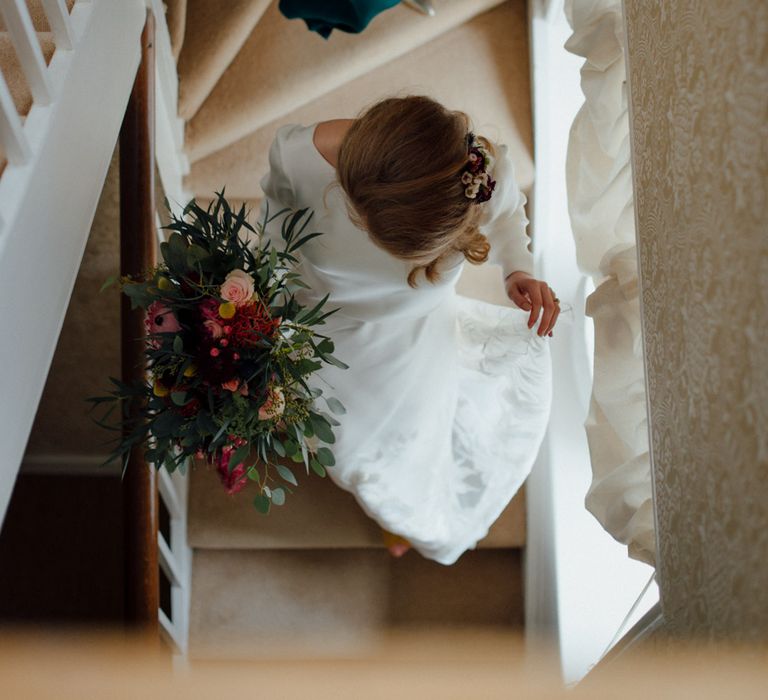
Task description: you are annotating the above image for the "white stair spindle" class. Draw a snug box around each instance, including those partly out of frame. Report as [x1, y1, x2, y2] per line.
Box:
[40, 0, 74, 50]
[0, 0, 53, 105]
[0, 70, 30, 164]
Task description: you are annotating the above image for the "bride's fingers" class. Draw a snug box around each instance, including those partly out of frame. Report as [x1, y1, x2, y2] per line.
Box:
[538, 284, 556, 336]
[546, 303, 561, 335]
[526, 284, 543, 329]
[506, 282, 531, 310]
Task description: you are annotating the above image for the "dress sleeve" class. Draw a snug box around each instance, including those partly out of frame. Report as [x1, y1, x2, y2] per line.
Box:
[256, 123, 301, 249]
[479, 143, 534, 278]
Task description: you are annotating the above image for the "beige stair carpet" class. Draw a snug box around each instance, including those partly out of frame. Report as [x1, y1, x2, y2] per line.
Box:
[177, 0, 271, 120]
[185, 0, 533, 202]
[0, 33, 55, 116]
[188, 461, 526, 550]
[189, 548, 523, 659]
[164, 0, 187, 60]
[0, 0, 75, 32]
[185, 0, 507, 162]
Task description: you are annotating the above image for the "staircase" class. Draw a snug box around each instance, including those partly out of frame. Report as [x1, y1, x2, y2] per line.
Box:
[0, 0, 147, 524]
[11, 0, 538, 657]
[166, 0, 536, 658]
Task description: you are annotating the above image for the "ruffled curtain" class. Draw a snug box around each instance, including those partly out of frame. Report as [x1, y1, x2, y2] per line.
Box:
[564, 0, 655, 567]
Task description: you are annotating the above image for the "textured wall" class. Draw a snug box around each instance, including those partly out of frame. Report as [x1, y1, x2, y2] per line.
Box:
[625, 0, 768, 639]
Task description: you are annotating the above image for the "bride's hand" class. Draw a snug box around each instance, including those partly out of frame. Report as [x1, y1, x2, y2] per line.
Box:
[504, 271, 560, 337]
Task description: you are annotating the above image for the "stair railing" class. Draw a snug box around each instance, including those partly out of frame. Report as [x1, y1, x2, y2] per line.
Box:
[0, 0, 81, 227]
[0, 0, 145, 528]
[0, 0, 190, 652]
[119, 4, 192, 653]
[120, 6, 159, 635]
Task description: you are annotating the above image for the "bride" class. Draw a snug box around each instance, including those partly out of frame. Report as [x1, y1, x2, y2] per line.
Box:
[258, 95, 558, 565]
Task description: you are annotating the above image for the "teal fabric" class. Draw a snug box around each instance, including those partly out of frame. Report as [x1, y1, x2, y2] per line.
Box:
[279, 0, 400, 39]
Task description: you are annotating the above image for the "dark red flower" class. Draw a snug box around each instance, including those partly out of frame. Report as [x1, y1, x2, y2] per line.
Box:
[229, 301, 280, 347]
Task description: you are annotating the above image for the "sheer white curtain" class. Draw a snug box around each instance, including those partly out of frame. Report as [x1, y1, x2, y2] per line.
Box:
[564, 0, 655, 566]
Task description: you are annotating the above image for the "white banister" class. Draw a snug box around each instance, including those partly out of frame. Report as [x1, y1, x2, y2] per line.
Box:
[158, 533, 183, 588]
[41, 0, 74, 50]
[157, 463, 183, 519]
[158, 609, 184, 652]
[0, 69, 30, 164]
[0, 0, 53, 105]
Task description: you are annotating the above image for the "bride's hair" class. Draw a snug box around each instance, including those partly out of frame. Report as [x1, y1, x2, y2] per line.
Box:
[335, 95, 494, 288]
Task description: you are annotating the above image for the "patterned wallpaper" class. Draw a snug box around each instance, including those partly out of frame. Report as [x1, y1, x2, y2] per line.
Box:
[624, 0, 768, 639]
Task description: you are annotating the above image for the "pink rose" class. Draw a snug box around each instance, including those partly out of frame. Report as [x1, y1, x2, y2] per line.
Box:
[203, 319, 223, 339]
[258, 386, 286, 421]
[145, 301, 181, 335]
[220, 269, 255, 307]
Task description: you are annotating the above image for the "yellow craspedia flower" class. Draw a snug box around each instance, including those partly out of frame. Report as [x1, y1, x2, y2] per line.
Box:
[183, 363, 197, 378]
[157, 276, 174, 291]
[219, 301, 236, 319]
[153, 378, 170, 397]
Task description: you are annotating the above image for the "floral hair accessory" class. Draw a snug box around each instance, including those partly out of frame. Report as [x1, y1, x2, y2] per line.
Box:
[460, 132, 496, 203]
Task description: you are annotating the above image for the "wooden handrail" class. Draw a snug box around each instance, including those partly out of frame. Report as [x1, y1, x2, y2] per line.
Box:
[119, 8, 158, 632]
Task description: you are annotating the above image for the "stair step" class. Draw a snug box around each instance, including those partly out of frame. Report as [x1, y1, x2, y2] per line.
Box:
[189, 547, 522, 659]
[163, 0, 187, 61]
[0, 31, 55, 117]
[185, 0, 533, 201]
[185, 0, 507, 163]
[188, 459, 526, 550]
[0, 0, 75, 33]
[177, 0, 271, 120]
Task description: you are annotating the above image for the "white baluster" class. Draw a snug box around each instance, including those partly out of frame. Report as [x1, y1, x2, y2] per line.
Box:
[0, 69, 30, 164]
[40, 0, 74, 50]
[0, 0, 53, 105]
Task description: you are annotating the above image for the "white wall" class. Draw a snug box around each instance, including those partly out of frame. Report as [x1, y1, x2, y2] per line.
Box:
[524, 0, 657, 684]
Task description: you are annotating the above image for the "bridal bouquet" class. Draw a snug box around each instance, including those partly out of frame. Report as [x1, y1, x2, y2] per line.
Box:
[90, 192, 347, 513]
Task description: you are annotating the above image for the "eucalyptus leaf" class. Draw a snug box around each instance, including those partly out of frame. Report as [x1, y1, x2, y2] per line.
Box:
[310, 459, 326, 477]
[271, 487, 286, 506]
[275, 463, 297, 486]
[325, 397, 346, 415]
[253, 493, 271, 514]
[316, 447, 336, 467]
[310, 414, 335, 444]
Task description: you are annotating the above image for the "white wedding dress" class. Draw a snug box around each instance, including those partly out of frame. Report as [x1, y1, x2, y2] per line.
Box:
[258, 123, 552, 565]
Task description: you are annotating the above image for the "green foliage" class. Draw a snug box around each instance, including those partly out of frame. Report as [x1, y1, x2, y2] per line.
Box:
[89, 191, 347, 513]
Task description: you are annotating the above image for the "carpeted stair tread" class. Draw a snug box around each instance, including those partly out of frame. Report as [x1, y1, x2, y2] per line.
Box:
[185, 0, 507, 163]
[188, 458, 526, 550]
[185, 0, 533, 202]
[177, 0, 271, 120]
[0, 32, 55, 117]
[163, 0, 187, 61]
[188, 547, 523, 659]
[0, 0, 75, 33]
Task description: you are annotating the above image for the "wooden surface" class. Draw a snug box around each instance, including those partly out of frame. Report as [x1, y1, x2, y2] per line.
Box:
[119, 8, 158, 631]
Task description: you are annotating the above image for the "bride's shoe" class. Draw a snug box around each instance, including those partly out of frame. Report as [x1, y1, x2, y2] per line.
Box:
[382, 529, 411, 558]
